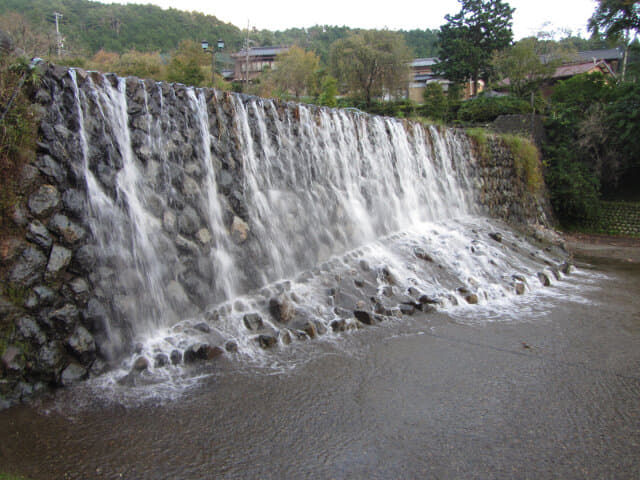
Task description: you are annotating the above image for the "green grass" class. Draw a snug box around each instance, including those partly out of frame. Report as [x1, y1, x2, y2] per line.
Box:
[0, 474, 30, 480]
[499, 133, 544, 195]
[465, 127, 491, 163]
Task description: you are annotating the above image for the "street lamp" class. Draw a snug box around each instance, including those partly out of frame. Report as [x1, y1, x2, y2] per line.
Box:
[201, 39, 225, 86]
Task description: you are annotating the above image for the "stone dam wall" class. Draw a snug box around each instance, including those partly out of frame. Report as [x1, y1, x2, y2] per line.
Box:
[0, 64, 553, 407]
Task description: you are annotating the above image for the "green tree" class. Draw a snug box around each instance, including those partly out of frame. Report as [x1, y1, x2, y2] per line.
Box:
[166, 40, 206, 86]
[588, 0, 640, 80]
[421, 82, 448, 120]
[492, 37, 572, 98]
[437, 0, 515, 96]
[270, 45, 320, 98]
[329, 30, 411, 107]
[317, 75, 338, 107]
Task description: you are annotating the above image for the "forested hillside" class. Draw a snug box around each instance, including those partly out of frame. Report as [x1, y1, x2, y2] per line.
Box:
[0, 0, 440, 58]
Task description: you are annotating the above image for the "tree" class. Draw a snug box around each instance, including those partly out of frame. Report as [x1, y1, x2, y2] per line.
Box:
[437, 0, 515, 96]
[588, 1, 640, 80]
[329, 30, 411, 107]
[492, 37, 572, 98]
[317, 75, 338, 107]
[166, 40, 206, 86]
[270, 45, 320, 99]
[421, 82, 449, 120]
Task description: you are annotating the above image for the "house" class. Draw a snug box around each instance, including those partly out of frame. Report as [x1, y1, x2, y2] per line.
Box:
[408, 58, 450, 102]
[500, 48, 624, 97]
[408, 58, 484, 102]
[231, 46, 288, 83]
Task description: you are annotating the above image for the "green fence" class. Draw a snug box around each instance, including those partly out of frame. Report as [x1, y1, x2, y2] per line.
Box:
[593, 201, 640, 237]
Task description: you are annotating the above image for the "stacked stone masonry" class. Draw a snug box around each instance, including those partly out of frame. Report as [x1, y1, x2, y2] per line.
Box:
[0, 65, 552, 408]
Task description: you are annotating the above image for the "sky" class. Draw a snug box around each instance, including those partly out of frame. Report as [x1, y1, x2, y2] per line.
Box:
[100, 0, 598, 39]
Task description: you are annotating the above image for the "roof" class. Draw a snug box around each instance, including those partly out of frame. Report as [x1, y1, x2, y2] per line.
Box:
[541, 47, 623, 65]
[575, 48, 623, 63]
[232, 46, 289, 58]
[553, 61, 616, 79]
[411, 58, 439, 67]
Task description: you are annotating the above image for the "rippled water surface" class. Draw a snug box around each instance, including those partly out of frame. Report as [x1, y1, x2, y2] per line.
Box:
[1, 257, 639, 479]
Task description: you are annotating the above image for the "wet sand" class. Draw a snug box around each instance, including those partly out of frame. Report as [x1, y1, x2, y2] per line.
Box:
[1, 246, 640, 479]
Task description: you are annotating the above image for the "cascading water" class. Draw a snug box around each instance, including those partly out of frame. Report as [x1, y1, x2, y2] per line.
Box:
[52, 69, 571, 395]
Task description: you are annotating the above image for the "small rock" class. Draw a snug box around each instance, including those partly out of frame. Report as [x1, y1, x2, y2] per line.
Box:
[399, 303, 416, 315]
[195, 228, 212, 246]
[269, 294, 295, 324]
[28, 184, 60, 217]
[537, 272, 551, 287]
[46, 244, 73, 276]
[26, 221, 53, 250]
[230, 216, 249, 244]
[133, 356, 149, 371]
[170, 349, 182, 365]
[67, 325, 96, 361]
[224, 340, 238, 353]
[154, 353, 169, 368]
[514, 282, 526, 295]
[257, 334, 278, 349]
[413, 247, 433, 262]
[489, 232, 503, 243]
[354, 310, 374, 325]
[193, 322, 211, 333]
[465, 294, 479, 304]
[49, 214, 86, 245]
[560, 262, 574, 275]
[243, 313, 264, 331]
[60, 363, 88, 386]
[9, 246, 47, 287]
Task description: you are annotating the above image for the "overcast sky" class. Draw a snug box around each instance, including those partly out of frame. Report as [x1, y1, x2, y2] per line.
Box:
[100, 0, 598, 39]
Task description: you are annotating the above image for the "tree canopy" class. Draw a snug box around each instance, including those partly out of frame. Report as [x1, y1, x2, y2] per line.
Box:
[588, 0, 640, 39]
[437, 0, 515, 95]
[330, 30, 411, 106]
[492, 37, 573, 98]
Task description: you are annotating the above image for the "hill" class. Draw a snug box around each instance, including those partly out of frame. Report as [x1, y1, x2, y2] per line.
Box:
[0, 0, 440, 59]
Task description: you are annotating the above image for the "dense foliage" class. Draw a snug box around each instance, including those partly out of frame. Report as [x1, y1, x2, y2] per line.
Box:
[437, 0, 514, 95]
[543, 72, 640, 225]
[0, 55, 39, 235]
[456, 95, 531, 122]
[329, 31, 411, 106]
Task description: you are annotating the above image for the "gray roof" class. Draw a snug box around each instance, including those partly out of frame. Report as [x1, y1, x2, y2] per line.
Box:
[233, 46, 289, 58]
[411, 58, 439, 67]
[575, 48, 623, 62]
[541, 47, 624, 65]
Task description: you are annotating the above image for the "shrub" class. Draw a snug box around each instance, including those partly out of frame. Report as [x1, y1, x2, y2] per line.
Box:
[500, 134, 544, 194]
[457, 95, 530, 123]
[0, 56, 39, 237]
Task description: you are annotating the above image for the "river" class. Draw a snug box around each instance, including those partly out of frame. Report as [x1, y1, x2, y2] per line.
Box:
[1, 252, 639, 479]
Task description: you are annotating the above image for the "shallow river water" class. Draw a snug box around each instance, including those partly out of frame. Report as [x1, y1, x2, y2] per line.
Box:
[1, 255, 639, 479]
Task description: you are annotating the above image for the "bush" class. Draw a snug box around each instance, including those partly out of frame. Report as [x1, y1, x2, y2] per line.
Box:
[500, 134, 543, 194]
[457, 95, 531, 123]
[419, 82, 448, 121]
[0, 56, 39, 237]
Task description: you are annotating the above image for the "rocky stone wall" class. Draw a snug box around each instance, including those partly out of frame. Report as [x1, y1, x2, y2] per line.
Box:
[592, 201, 640, 237]
[474, 137, 553, 228]
[1, 65, 554, 408]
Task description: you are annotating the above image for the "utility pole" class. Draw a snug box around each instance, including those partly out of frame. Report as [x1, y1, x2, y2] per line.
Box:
[53, 11, 63, 57]
[245, 21, 250, 87]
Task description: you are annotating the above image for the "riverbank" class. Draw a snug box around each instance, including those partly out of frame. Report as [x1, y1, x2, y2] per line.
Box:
[564, 233, 640, 265]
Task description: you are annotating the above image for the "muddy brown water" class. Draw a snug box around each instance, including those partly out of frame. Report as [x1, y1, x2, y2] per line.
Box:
[1, 255, 639, 479]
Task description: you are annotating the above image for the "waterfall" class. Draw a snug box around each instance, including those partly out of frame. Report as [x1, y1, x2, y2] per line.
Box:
[50, 70, 566, 377]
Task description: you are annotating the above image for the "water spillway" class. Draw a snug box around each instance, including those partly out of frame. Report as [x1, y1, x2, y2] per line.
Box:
[6, 66, 569, 398]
